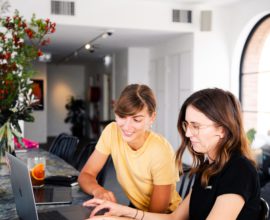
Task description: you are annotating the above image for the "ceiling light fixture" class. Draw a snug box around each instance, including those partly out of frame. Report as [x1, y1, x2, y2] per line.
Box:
[104, 55, 111, 66]
[89, 47, 95, 53]
[85, 43, 92, 50]
[57, 30, 114, 64]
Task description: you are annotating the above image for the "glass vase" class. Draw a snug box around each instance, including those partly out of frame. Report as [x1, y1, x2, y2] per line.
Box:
[0, 121, 18, 164]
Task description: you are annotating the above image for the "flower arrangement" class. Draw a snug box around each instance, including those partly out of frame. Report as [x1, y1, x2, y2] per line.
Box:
[0, 8, 56, 158]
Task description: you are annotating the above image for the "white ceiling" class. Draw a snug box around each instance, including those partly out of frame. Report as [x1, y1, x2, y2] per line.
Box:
[46, 25, 184, 64]
[42, 0, 242, 64]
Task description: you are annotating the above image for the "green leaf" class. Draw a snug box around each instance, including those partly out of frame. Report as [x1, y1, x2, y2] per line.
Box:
[6, 123, 14, 152]
[0, 123, 7, 140]
[246, 128, 256, 144]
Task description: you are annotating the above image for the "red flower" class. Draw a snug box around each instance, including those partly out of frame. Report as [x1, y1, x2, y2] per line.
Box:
[41, 38, 50, 46]
[13, 35, 20, 46]
[22, 22, 27, 28]
[50, 23, 56, 33]
[4, 52, 11, 60]
[0, 33, 6, 40]
[25, 28, 34, 38]
[37, 49, 43, 57]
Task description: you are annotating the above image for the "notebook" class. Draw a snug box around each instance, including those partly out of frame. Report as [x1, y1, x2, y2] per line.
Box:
[6, 152, 94, 220]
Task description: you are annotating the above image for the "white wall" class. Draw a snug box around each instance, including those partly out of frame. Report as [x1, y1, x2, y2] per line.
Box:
[192, 0, 270, 96]
[9, 0, 195, 33]
[47, 64, 85, 136]
[222, 0, 270, 95]
[86, 59, 113, 120]
[128, 48, 150, 84]
[150, 34, 193, 138]
[150, 34, 193, 164]
[24, 62, 48, 143]
[114, 50, 128, 98]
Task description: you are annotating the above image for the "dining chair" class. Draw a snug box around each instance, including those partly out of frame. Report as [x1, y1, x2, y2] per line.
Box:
[74, 141, 96, 171]
[49, 133, 79, 165]
[48, 133, 68, 153]
[178, 165, 195, 199]
[260, 197, 269, 220]
[74, 141, 111, 186]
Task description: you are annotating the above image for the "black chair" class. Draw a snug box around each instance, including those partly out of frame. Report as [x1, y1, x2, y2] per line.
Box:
[48, 133, 67, 151]
[178, 166, 195, 199]
[49, 133, 79, 165]
[260, 197, 269, 220]
[74, 141, 96, 171]
[74, 141, 111, 186]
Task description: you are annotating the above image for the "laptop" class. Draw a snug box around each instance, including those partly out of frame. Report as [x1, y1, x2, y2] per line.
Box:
[9, 152, 72, 205]
[6, 152, 94, 220]
[33, 186, 72, 205]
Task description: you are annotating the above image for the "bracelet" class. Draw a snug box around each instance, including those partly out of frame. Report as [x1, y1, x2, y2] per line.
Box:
[141, 211, 145, 220]
[133, 209, 138, 219]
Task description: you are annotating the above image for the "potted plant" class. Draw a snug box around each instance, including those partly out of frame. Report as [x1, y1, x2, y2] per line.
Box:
[0, 5, 56, 161]
[247, 128, 256, 145]
[64, 96, 86, 138]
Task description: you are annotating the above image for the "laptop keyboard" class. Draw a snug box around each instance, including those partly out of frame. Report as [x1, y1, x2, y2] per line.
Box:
[38, 210, 68, 220]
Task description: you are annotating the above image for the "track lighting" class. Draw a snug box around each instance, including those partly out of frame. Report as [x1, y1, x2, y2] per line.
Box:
[107, 30, 113, 36]
[102, 33, 109, 39]
[89, 48, 95, 53]
[58, 30, 114, 63]
[85, 43, 92, 50]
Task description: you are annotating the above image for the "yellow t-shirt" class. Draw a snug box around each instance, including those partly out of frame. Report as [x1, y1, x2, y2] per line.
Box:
[96, 122, 181, 212]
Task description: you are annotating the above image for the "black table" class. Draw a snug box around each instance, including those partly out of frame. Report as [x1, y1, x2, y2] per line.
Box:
[0, 148, 92, 220]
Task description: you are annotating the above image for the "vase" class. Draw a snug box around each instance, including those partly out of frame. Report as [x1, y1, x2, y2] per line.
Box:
[0, 152, 7, 164]
[0, 121, 18, 163]
[0, 150, 16, 165]
[0, 153, 4, 164]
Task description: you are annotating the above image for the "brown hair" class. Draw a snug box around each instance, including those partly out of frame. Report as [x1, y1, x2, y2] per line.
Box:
[176, 88, 255, 187]
[114, 84, 156, 117]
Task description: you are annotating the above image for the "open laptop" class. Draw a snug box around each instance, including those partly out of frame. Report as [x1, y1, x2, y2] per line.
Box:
[6, 152, 94, 220]
[9, 152, 72, 205]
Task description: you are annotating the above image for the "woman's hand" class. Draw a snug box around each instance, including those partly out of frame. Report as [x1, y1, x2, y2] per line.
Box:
[86, 216, 118, 220]
[92, 187, 117, 202]
[86, 216, 132, 220]
[83, 198, 135, 218]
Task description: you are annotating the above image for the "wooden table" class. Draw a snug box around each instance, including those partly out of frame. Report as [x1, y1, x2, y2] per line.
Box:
[0, 148, 92, 220]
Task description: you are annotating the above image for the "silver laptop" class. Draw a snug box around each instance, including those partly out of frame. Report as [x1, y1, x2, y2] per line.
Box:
[9, 152, 72, 205]
[6, 152, 93, 220]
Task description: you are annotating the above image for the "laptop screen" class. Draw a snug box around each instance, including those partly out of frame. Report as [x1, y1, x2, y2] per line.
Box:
[6, 153, 94, 220]
[7, 153, 39, 220]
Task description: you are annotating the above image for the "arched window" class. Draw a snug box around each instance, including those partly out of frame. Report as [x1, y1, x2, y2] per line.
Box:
[240, 15, 270, 138]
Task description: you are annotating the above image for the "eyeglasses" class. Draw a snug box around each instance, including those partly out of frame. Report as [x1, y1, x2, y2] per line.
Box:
[182, 121, 215, 136]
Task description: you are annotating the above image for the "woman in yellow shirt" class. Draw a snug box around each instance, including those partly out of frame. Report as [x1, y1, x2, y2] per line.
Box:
[78, 84, 180, 213]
